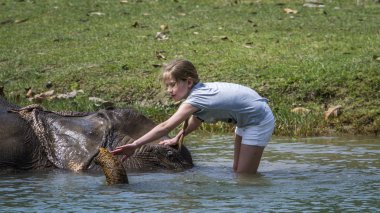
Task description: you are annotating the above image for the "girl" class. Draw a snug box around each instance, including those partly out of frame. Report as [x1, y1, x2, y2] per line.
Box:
[111, 59, 275, 173]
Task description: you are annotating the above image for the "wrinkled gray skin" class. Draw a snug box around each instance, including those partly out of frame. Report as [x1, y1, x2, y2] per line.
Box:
[0, 97, 54, 171]
[0, 96, 193, 174]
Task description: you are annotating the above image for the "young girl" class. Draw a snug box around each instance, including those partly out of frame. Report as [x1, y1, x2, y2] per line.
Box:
[111, 59, 275, 173]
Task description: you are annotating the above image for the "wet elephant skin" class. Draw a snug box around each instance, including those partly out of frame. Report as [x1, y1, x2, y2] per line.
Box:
[0, 97, 193, 173]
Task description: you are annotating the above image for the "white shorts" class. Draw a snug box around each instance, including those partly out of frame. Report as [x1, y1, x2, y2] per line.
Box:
[235, 111, 275, 147]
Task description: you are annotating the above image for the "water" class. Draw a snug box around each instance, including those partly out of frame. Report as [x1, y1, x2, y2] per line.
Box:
[1, 134, 379, 212]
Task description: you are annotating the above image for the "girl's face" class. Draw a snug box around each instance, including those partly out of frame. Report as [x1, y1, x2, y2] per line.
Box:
[164, 75, 193, 102]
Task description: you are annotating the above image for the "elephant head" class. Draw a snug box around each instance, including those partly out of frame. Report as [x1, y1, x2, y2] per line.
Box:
[7, 103, 193, 172]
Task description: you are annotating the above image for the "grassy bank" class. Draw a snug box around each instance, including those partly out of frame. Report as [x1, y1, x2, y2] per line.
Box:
[1, 0, 379, 136]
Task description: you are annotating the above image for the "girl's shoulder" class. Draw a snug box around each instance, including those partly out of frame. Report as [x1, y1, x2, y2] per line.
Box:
[204, 82, 251, 91]
[191, 82, 256, 97]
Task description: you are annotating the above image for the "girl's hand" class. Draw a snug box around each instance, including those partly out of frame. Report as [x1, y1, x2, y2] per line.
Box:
[110, 143, 138, 162]
[159, 137, 179, 146]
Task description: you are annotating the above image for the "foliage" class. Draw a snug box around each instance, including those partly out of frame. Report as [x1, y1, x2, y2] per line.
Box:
[0, 0, 379, 136]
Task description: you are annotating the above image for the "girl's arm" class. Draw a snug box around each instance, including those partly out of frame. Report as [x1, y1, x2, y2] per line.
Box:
[160, 115, 202, 146]
[132, 103, 198, 146]
[111, 103, 198, 159]
[184, 115, 203, 136]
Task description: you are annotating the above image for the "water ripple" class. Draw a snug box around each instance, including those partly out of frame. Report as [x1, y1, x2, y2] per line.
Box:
[0, 135, 379, 212]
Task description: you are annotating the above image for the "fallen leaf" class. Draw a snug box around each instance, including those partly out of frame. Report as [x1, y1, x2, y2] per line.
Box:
[14, 18, 29, 24]
[55, 90, 84, 99]
[283, 8, 298, 14]
[89, 97, 106, 103]
[132, 21, 147, 28]
[39, 90, 54, 97]
[89, 97, 114, 108]
[1, 18, 28, 25]
[213, 36, 229, 41]
[155, 32, 169, 41]
[221, 36, 229, 41]
[186, 25, 198, 30]
[324, 105, 342, 120]
[26, 88, 35, 98]
[132, 21, 139, 28]
[152, 64, 162, 68]
[291, 107, 310, 114]
[88, 12, 105, 16]
[29, 90, 55, 102]
[155, 51, 166, 59]
[42, 90, 55, 97]
[243, 42, 254, 48]
[160, 24, 169, 32]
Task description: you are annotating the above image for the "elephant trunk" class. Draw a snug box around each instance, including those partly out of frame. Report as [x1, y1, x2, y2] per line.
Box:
[95, 148, 128, 184]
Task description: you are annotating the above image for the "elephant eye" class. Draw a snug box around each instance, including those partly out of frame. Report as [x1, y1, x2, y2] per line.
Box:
[96, 111, 106, 119]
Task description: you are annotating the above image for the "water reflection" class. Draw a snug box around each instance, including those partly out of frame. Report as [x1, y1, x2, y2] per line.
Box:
[0, 135, 379, 212]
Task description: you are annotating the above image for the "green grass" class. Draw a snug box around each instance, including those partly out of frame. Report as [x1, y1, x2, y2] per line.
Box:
[1, 0, 379, 136]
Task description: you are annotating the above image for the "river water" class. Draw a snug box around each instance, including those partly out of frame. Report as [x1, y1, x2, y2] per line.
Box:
[0, 134, 379, 212]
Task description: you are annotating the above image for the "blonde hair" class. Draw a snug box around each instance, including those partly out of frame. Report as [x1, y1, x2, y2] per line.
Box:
[161, 59, 199, 84]
[161, 59, 198, 150]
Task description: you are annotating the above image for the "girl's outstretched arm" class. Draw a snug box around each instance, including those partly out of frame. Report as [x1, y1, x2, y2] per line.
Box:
[111, 103, 198, 159]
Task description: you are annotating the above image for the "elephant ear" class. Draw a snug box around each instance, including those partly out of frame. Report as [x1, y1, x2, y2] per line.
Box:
[13, 106, 108, 171]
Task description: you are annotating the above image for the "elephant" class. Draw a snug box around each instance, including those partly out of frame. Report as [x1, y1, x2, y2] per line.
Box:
[0, 96, 193, 176]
